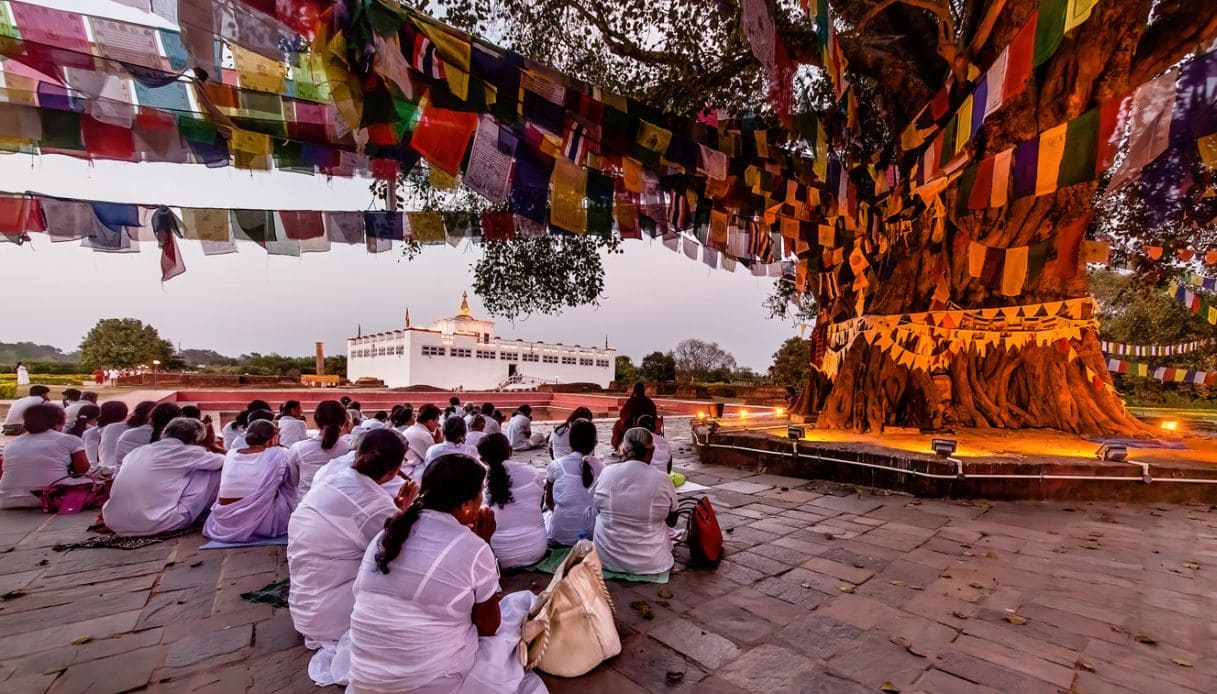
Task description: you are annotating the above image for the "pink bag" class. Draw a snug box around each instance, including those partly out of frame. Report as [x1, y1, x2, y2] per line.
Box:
[38, 476, 111, 515]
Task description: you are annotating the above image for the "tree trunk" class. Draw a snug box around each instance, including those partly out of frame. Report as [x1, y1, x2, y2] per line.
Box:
[805, 1, 1160, 436]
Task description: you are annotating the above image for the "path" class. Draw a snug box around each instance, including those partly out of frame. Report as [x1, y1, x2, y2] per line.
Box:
[0, 418, 1213, 692]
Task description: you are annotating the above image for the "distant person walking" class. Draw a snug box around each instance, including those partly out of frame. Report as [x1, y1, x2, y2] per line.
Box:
[15, 362, 29, 386]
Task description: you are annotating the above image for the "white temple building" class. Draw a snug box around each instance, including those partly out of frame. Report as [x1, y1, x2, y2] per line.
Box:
[345, 293, 615, 389]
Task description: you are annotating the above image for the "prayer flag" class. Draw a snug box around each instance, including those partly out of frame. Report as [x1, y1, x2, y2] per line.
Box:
[550, 157, 588, 233]
[279, 211, 325, 240]
[410, 102, 477, 176]
[231, 209, 276, 245]
[1064, 0, 1100, 33]
[968, 241, 986, 278]
[324, 211, 364, 244]
[1012, 137, 1040, 199]
[82, 115, 136, 161]
[182, 208, 231, 242]
[10, 2, 93, 70]
[1058, 108, 1099, 188]
[1004, 15, 1037, 100]
[1110, 67, 1178, 188]
[991, 148, 1013, 207]
[1097, 95, 1126, 171]
[232, 44, 287, 94]
[1034, 0, 1068, 66]
[1035, 121, 1068, 196]
[480, 211, 515, 241]
[1001, 246, 1029, 296]
[364, 211, 404, 240]
[406, 212, 445, 244]
[159, 230, 185, 281]
[968, 155, 995, 209]
[89, 18, 159, 68]
[418, 19, 471, 100]
[462, 116, 514, 204]
[40, 196, 94, 242]
[985, 48, 1009, 117]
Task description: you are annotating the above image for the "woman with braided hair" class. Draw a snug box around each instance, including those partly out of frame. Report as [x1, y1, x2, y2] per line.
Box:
[347, 454, 547, 694]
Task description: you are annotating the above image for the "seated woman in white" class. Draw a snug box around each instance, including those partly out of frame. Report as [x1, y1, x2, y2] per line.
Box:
[288, 400, 353, 500]
[479, 434, 547, 569]
[590, 428, 679, 575]
[547, 406, 592, 460]
[84, 401, 127, 472]
[425, 416, 479, 470]
[288, 430, 419, 687]
[221, 399, 272, 450]
[115, 402, 182, 469]
[505, 405, 546, 451]
[635, 415, 673, 474]
[347, 454, 547, 694]
[203, 421, 297, 543]
[544, 419, 604, 546]
[102, 417, 225, 536]
[276, 399, 308, 448]
[0, 404, 89, 509]
[110, 400, 154, 469]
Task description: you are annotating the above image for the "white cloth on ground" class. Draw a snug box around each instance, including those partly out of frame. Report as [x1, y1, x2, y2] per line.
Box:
[650, 434, 672, 472]
[544, 453, 604, 545]
[590, 459, 679, 575]
[0, 431, 85, 508]
[487, 461, 548, 569]
[102, 439, 224, 536]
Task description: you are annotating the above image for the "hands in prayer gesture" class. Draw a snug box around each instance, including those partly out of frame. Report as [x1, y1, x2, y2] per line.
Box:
[395, 479, 420, 511]
[473, 506, 496, 543]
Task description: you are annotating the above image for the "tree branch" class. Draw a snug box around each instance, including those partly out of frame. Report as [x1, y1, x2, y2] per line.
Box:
[967, 0, 1008, 59]
[1129, 1, 1217, 85]
[852, 0, 958, 64]
[565, 0, 685, 67]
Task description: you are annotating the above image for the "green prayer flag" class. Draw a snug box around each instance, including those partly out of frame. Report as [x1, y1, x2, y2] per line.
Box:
[40, 110, 83, 151]
[1034, 0, 1068, 66]
[586, 170, 613, 237]
[231, 209, 277, 244]
[1057, 108, 1098, 188]
[955, 164, 978, 217]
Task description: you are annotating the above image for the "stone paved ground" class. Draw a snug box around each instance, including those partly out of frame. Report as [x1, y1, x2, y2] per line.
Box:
[1, 417, 1215, 693]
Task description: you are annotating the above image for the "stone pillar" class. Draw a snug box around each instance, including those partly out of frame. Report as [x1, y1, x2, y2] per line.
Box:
[315, 342, 325, 376]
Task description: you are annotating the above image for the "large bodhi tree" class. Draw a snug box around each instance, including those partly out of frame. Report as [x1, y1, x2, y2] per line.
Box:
[425, 0, 1216, 434]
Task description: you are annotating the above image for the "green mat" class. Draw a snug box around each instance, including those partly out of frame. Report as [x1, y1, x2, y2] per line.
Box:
[241, 578, 290, 608]
[526, 546, 670, 584]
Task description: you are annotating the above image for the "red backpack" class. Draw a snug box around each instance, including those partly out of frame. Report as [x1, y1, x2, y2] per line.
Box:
[678, 496, 723, 567]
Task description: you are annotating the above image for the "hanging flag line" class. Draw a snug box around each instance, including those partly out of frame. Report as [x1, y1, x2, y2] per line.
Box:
[1100, 338, 1216, 358]
[1105, 357, 1217, 386]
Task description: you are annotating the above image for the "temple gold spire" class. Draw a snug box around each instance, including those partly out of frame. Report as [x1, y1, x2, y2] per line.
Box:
[458, 291, 471, 317]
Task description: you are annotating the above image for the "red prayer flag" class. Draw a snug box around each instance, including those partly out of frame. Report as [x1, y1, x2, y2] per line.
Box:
[0, 195, 31, 235]
[160, 232, 186, 281]
[479, 211, 515, 241]
[409, 103, 478, 176]
[1049, 212, 1090, 280]
[1003, 15, 1038, 101]
[371, 158, 400, 181]
[82, 115, 136, 161]
[9, 2, 93, 72]
[1096, 94, 1126, 172]
[279, 210, 325, 240]
[968, 155, 996, 209]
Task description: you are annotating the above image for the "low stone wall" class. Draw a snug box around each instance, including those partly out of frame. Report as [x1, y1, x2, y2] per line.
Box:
[694, 426, 1217, 503]
[118, 374, 302, 388]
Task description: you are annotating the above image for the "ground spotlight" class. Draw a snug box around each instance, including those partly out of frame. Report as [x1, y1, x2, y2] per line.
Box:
[1160, 420, 1179, 432]
[931, 438, 957, 458]
[1097, 444, 1128, 462]
[787, 425, 805, 440]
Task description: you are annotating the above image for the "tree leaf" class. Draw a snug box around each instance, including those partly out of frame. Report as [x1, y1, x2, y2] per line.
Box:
[880, 681, 900, 693]
[1171, 657, 1193, 667]
[1006, 614, 1028, 625]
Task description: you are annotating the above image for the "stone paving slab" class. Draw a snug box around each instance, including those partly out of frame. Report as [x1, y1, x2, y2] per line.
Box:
[1, 417, 1215, 693]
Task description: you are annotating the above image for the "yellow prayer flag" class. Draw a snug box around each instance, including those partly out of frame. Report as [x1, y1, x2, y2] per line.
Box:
[755, 130, 769, 159]
[622, 157, 643, 193]
[230, 128, 273, 155]
[407, 212, 445, 243]
[967, 241, 986, 278]
[1064, 0, 1100, 32]
[1036, 122, 1068, 197]
[232, 44, 287, 94]
[419, 19, 472, 100]
[710, 210, 729, 248]
[550, 158, 588, 234]
[182, 208, 231, 241]
[636, 120, 672, 154]
[955, 97, 973, 152]
[1198, 133, 1217, 171]
[1001, 246, 1029, 296]
[429, 165, 459, 190]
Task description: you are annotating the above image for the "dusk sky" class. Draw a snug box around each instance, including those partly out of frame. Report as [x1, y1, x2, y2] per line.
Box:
[0, 0, 798, 371]
[1, 153, 798, 371]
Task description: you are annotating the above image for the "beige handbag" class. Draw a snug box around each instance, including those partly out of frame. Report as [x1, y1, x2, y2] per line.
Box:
[519, 540, 622, 677]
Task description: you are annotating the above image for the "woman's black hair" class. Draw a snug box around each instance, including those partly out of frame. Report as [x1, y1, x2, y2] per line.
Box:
[477, 433, 514, 508]
[243, 420, 277, 447]
[443, 415, 467, 443]
[555, 406, 593, 435]
[281, 399, 301, 415]
[234, 399, 272, 429]
[390, 405, 414, 428]
[375, 454, 486, 574]
[181, 405, 202, 420]
[97, 401, 128, 429]
[569, 419, 598, 487]
[313, 400, 347, 450]
[22, 403, 64, 435]
[148, 403, 184, 442]
[636, 414, 657, 432]
[352, 429, 406, 481]
[126, 400, 155, 428]
[65, 404, 100, 438]
[417, 403, 441, 424]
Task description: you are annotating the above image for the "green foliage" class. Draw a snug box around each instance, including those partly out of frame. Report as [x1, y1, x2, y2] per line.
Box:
[0, 384, 14, 399]
[471, 236, 622, 320]
[177, 348, 237, 368]
[202, 354, 348, 378]
[614, 355, 638, 384]
[638, 351, 676, 383]
[673, 338, 737, 383]
[0, 374, 90, 386]
[768, 336, 812, 388]
[78, 319, 176, 370]
[0, 341, 76, 365]
[0, 361, 84, 375]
